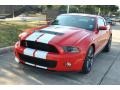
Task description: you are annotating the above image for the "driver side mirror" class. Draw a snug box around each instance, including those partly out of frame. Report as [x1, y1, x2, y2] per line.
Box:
[98, 26, 107, 30]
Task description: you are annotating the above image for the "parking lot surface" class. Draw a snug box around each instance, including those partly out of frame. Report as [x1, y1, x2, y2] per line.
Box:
[0, 24, 120, 85]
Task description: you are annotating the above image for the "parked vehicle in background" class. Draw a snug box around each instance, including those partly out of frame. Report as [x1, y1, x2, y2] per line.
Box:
[114, 17, 120, 22]
[104, 17, 116, 25]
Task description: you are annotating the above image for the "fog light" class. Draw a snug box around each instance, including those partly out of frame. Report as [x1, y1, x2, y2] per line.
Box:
[65, 62, 72, 67]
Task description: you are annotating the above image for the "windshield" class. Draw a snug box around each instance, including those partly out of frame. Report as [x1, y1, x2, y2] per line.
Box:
[51, 15, 96, 31]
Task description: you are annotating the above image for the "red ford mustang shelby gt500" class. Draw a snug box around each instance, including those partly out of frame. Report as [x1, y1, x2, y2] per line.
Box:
[14, 13, 112, 74]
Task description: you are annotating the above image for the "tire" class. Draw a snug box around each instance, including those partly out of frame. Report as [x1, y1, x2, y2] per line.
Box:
[103, 36, 112, 52]
[81, 46, 94, 74]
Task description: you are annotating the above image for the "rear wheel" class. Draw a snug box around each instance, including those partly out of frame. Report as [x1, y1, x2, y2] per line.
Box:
[103, 36, 112, 52]
[81, 46, 94, 74]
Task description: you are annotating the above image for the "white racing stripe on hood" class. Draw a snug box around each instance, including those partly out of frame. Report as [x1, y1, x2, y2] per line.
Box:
[23, 48, 35, 56]
[23, 48, 48, 59]
[37, 33, 56, 44]
[26, 32, 43, 41]
[35, 50, 48, 59]
[41, 25, 71, 33]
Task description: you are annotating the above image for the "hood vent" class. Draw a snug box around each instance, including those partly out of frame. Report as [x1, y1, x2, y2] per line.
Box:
[38, 30, 64, 35]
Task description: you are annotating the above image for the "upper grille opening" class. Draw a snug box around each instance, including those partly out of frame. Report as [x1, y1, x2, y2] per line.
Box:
[20, 40, 59, 53]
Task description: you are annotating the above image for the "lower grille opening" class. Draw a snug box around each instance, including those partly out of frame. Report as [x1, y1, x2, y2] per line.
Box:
[19, 53, 57, 68]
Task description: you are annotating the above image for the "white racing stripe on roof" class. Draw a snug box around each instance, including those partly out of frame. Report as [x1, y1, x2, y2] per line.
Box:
[26, 32, 43, 41]
[34, 50, 48, 59]
[37, 33, 56, 44]
[23, 48, 35, 57]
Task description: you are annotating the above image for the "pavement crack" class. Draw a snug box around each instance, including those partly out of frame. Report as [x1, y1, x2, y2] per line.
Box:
[98, 51, 120, 85]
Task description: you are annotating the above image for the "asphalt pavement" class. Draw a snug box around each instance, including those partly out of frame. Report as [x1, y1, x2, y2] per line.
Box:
[0, 24, 120, 85]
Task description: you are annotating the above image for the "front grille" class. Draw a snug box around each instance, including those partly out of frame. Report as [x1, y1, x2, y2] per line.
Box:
[20, 40, 59, 53]
[19, 53, 57, 68]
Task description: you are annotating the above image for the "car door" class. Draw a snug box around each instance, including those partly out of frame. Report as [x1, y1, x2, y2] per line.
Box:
[97, 17, 108, 51]
[93, 17, 108, 54]
[103, 18, 111, 45]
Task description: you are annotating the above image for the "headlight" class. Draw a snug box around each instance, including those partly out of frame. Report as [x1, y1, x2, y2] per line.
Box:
[63, 46, 80, 53]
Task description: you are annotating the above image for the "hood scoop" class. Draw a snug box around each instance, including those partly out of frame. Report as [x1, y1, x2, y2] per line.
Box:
[38, 30, 64, 35]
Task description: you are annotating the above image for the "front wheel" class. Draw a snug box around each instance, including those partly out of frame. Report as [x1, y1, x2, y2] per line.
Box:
[81, 46, 94, 74]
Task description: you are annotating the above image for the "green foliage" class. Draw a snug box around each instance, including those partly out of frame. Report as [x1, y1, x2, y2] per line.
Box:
[0, 22, 30, 48]
[57, 5, 119, 16]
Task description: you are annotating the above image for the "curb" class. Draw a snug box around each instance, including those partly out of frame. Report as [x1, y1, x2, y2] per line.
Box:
[0, 46, 14, 55]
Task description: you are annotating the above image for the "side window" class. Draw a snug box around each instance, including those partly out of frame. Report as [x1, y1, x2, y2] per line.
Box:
[98, 18, 105, 27]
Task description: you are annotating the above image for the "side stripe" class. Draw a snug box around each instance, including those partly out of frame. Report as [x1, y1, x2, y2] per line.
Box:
[37, 33, 56, 44]
[26, 32, 43, 41]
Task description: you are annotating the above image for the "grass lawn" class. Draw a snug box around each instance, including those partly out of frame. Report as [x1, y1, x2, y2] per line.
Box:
[0, 21, 40, 48]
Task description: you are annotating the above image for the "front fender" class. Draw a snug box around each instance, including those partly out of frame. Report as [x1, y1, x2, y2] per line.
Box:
[75, 35, 94, 61]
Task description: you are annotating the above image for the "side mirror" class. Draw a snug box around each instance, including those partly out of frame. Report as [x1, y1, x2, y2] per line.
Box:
[98, 26, 107, 30]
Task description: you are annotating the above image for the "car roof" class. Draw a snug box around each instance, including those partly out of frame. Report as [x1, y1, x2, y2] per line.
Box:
[60, 13, 103, 18]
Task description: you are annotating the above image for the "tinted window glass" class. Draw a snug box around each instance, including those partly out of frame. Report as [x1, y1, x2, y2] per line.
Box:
[51, 15, 96, 31]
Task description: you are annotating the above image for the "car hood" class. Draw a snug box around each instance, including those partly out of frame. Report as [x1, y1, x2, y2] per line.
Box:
[25, 25, 91, 46]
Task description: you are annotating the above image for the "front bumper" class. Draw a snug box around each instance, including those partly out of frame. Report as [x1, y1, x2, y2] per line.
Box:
[14, 43, 85, 72]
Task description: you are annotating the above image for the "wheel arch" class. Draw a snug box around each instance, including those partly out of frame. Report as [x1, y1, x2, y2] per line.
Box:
[90, 43, 95, 54]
